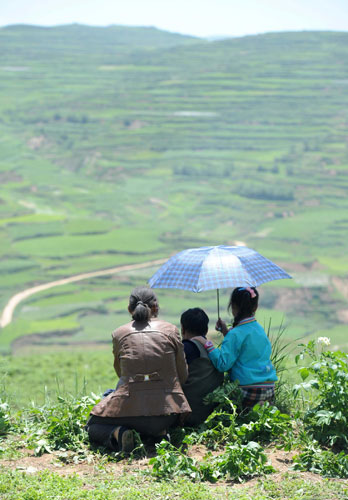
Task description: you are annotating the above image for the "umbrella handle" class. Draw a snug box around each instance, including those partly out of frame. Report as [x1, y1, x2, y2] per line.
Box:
[217, 289, 220, 319]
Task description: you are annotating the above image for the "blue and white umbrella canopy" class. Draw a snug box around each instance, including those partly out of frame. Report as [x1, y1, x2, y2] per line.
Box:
[148, 245, 291, 292]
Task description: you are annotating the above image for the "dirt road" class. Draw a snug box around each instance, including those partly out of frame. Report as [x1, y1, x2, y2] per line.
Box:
[0, 258, 167, 329]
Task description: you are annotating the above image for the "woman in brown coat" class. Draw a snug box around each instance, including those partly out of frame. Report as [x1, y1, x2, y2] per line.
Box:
[86, 287, 190, 452]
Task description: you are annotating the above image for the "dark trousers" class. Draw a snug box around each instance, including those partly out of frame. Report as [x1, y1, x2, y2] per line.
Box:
[87, 414, 178, 451]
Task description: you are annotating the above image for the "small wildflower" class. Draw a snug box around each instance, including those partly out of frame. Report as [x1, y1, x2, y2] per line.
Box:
[317, 337, 330, 346]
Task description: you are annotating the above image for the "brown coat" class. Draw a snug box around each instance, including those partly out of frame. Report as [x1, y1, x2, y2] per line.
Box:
[91, 318, 191, 418]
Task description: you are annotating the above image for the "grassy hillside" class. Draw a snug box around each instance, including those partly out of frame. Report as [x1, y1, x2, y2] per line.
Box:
[0, 26, 347, 353]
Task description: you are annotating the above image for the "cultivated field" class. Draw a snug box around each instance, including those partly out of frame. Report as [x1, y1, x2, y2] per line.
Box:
[0, 27, 347, 355]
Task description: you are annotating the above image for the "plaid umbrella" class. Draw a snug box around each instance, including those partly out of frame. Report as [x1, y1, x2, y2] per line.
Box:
[148, 245, 291, 316]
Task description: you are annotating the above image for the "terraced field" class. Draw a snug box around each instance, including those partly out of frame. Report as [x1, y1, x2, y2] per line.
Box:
[0, 26, 348, 355]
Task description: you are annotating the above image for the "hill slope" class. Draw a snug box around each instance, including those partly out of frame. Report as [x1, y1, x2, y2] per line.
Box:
[0, 27, 347, 352]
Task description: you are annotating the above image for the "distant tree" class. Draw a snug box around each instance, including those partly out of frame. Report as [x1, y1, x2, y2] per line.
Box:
[223, 166, 231, 177]
[238, 182, 294, 201]
[67, 114, 88, 124]
[67, 114, 78, 123]
[181, 166, 196, 176]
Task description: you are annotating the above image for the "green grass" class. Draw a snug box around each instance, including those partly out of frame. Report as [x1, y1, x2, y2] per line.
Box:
[0, 351, 116, 408]
[0, 469, 346, 500]
[0, 317, 81, 354]
[12, 227, 166, 258]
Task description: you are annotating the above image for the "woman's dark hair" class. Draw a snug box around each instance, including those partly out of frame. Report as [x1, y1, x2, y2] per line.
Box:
[180, 308, 209, 337]
[228, 287, 259, 327]
[129, 287, 158, 322]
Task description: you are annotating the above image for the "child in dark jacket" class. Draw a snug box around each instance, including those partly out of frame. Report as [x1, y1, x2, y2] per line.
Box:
[181, 308, 223, 425]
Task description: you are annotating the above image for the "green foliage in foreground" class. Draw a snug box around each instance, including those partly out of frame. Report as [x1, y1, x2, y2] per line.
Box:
[184, 385, 293, 452]
[294, 339, 348, 450]
[1, 341, 348, 483]
[294, 443, 348, 478]
[21, 394, 100, 456]
[150, 440, 274, 483]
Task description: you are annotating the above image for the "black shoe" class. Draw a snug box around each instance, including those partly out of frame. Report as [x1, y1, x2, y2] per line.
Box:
[114, 426, 134, 453]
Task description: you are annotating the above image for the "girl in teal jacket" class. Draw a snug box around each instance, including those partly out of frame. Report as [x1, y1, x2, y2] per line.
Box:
[194, 287, 277, 408]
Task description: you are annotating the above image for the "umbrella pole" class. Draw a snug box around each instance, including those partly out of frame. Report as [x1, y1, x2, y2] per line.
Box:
[217, 289, 220, 318]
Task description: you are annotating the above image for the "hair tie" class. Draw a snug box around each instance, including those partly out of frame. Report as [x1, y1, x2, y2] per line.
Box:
[245, 287, 256, 298]
[136, 300, 144, 306]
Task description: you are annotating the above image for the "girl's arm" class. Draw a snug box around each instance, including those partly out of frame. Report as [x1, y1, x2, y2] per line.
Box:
[207, 331, 241, 372]
[215, 318, 229, 336]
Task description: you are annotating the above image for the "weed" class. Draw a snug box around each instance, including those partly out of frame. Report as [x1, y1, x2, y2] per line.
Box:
[206, 441, 274, 482]
[203, 378, 242, 410]
[150, 439, 274, 483]
[149, 440, 202, 481]
[22, 393, 99, 455]
[236, 403, 293, 445]
[265, 319, 299, 413]
[293, 443, 348, 478]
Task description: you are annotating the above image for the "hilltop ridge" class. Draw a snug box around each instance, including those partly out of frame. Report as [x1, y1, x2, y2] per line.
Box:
[0, 23, 201, 51]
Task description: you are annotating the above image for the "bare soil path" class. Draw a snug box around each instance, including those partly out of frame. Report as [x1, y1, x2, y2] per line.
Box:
[0, 258, 167, 328]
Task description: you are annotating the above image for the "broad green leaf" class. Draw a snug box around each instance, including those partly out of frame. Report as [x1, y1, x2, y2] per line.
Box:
[299, 367, 310, 381]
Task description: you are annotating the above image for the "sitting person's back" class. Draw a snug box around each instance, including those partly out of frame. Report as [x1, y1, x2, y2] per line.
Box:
[181, 308, 224, 426]
[86, 287, 190, 453]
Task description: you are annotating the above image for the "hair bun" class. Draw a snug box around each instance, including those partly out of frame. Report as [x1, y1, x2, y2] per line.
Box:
[129, 286, 158, 322]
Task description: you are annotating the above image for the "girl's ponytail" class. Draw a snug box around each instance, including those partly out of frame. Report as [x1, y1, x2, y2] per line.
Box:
[228, 287, 259, 327]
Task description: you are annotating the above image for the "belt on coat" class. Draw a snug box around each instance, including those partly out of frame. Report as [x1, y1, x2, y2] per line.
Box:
[132, 372, 161, 382]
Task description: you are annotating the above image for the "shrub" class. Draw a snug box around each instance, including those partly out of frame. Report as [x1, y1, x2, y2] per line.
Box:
[236, 403, 292, 444]
[23, 393, 99, 455]
[207, 441, 274, 482]
[237, 181, 294, 201]
[293, 340, 348, 450]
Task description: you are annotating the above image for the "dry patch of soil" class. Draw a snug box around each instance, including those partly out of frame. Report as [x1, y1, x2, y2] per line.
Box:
[1, 448, 143, 478]
[0, 446, 333, 488]
[27, 136, 46, 150]
[0, 171, 23, 183]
